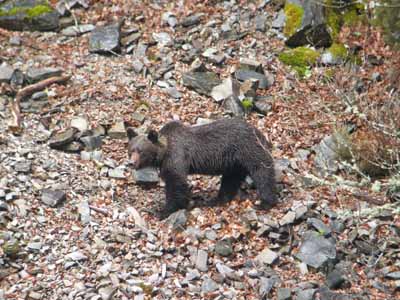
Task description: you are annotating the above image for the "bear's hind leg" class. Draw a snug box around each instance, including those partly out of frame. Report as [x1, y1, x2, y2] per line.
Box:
[250, 166, 277, 209]
[216, 172, 246, 204]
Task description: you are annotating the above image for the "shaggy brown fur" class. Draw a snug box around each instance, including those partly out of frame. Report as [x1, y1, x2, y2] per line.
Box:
[127, 118, 276, 217]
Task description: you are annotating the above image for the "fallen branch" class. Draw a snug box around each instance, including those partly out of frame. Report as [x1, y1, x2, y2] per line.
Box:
[89, 205, 109, 216]
[9, 75, 71, 134]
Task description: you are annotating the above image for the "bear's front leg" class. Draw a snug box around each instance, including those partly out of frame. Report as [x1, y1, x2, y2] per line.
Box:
[161, 170, 191, 217]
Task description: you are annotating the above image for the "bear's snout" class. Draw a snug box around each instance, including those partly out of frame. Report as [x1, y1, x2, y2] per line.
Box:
[129, 152, 140, 169]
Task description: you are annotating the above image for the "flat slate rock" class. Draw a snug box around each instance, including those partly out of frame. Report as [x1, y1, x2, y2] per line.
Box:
[182, 71, 221, 96]
[61, 24, 95, 36]
[48, 128, 77, 149]
[26, 67, 63, 83]
[0, 63, 15, 83]
[0, 0, 60, 32]
[235, 69, 274, 89]
[295, 231, 336, 269]
[133, 167, 159, 184]
[89, 23, 121, 53]
[41, 189, 66, 207]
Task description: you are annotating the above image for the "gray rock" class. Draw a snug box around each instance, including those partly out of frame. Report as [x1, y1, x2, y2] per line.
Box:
[239, 58, 263, 74]
[371, 72, 382, 82]
[201, 277, 218, 293]
[259, 277, 274, 298]
[108, 121, 126, 139]
[326, 269, 346, 289]
[166, 86, 182, 99]
[254, 97, 273, 115]
[14, 161, 31, 173]
[70, 116, 89, 132]
[321, 51, 343, 66]
[0, 0, 59, 32]
[80, 136, 103, 151]
[256, 248, 279, 265]
[386, 271, 400, 280]
[255, 14, 267, 32]
[182, 71, 221, 96]
[272, 10, 286, 29]
[132, 59, 144, 73]
[195, 249, 208, 272]
[185, 268, 200, 281]
[296, 288, 316, 300]
[318, 286, 353, 300]
[295, 231, 336, 269]
[61, 24, 95, 36]
[152, 32, 173, 46]
[307, 218, 331, 235]
[63, 141, 84, 153]
[10, 68, 24, 86]
[235, 69, 274, 89]
[66, 251, 88, 261]
[280, 211, 296, 226]
[133, 167, 159, 184]
[78, 200, 91, 225]
[0, 63, 14, 83]
[108, 167, 125, 179]
[26, 67, 63, 83]
[31, 91, 47, 101]
[295, 205, 308, 220]
[162, 12, 177, 28]
[134, 42, 148, 57]
[313, 135, 339, 176]
[211, 77, 238, 103]
[277, 288, 292, 300]
[215, 239, 233, 257]
[181, 14, 201, 27]
[56, 0, 89, 16]
[89, 23, 121, 53]
[41, 189, 66, 207]
[49, 128, 77, 149]
[204, 229, 217, 240]
[216, 263, 234, 277]
[223, 95, 245, 117]
[165, 209, 187, 229]
[27, 242, 42, 251]
[9, 35, 21, 45]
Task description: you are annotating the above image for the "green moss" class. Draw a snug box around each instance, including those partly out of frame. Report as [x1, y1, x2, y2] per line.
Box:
[283, 3, 304, 37]
[241, 98, 254, 112]
[278, 46, 320, 77]
[326, 8, 342, 39]
[0, 3, 52, 19]
[328, 43, 347, 59]
[324, 1, 366, 41]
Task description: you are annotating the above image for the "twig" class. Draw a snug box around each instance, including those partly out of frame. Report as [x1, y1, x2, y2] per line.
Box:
[89, 205, 109, 216]
[8, 75, 70, 133]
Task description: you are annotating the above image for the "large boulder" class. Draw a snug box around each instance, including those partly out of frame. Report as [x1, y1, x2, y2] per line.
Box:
[0, 0, 60, 32]
[283, 0, 332, 48]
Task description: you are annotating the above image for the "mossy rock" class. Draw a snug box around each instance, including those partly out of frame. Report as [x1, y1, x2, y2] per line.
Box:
[0, 0, 59, 32]
[2, 239, 20, 258]
[279, 46, 320, 77]
[283, 2, 304, 37]
[324, 0, 366, 40]
[241, 98, 254, 113]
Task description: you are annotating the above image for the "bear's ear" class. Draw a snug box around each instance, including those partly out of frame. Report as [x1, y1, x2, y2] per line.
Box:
[147, 130, 159, 144]
[126, 127, 138, 140]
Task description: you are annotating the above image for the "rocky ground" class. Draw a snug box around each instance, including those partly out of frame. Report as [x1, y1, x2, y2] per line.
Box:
[0, 0, 400, 300]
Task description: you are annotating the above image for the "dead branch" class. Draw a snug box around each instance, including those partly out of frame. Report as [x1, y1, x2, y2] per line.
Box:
[9, 75, 70, 134]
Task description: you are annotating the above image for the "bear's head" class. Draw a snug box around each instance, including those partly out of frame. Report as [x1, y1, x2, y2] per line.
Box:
[126, 128, 166, 169]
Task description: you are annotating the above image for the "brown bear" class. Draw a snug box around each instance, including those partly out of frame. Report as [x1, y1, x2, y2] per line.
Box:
[126, 117, 277, 217]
